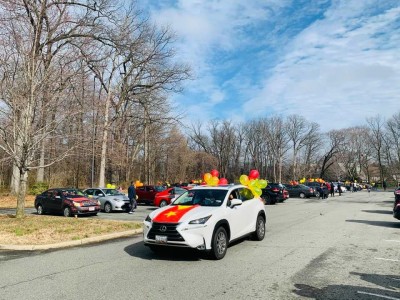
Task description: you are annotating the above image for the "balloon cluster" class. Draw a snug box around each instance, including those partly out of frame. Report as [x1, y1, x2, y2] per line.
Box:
[106, 183, 116, 189]
[308, 178, 325, 183]
[239, 170, 268, 197]
[289, 180, 299, 185]
[203, 169, 229, 186]
[135, 180, 143, 187]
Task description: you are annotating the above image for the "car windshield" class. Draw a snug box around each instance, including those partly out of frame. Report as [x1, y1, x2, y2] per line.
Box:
[62, 189, 86, 197]
[103, 189, 123, 196]
[154, 186, 166, 192]
[172, 189, 228, 207]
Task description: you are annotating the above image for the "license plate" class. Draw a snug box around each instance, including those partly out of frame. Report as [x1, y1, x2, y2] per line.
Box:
[155, 235, 167, 243]
[89, 207, 95, 211]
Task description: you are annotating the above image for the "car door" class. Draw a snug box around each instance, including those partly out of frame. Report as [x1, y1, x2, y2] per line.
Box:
[38, 190, 52, 212]
[225, 188, 255, 240]
[46, 189, 62, 212]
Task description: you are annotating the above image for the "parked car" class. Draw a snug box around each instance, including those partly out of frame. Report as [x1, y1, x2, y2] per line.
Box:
[394, 203, 400, 220]
[153, 187, 187, 207]
[284, 184, 314, 198]
[136, 185, 166, 205]
[83, 188, 130, 213]
[261, 183, 289, 205]
[35, 188, 101, 217]
[143, 184, 266, 260]
[394, 187, 400, 208]
[304, 182, 329, 198]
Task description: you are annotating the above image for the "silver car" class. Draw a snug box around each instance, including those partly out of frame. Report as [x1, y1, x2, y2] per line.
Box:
[83, 188, 130, 213]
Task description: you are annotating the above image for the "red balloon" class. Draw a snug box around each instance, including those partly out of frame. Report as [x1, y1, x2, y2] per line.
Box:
[210, 169, 219, 177]
[249, 169, 259, 179]
[201, 181, 207, 185]
[218, 178, 228, 185]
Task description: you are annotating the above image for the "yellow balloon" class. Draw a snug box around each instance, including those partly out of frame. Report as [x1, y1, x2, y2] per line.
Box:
[253, 187, 262, 197]
[249, 179, 257, 188]
[203, 173, 212, 182]
[258, 179, 268, 189]
[240, 174, 249, 186]
[211, 176, 219, 186]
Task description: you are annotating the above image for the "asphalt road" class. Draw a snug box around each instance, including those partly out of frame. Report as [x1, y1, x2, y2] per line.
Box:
[0, 190, 399, 300]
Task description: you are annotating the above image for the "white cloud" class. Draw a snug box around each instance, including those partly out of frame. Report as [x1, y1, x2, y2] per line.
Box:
[243, 2, 400, 131]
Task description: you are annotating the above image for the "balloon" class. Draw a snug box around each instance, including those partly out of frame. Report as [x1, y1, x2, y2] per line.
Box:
[203, 173, 212, 182]
[106, 183, 112, 188]
[210, 176, 219, 186]
[201, 181, 207, 185]
[258, 179, 268, 189]
[218, 178, 228, 185]
[249, 169, 259, 179]
[249, 179, 257, 188]
[253, 187, 262, 197]
[210, 169, 219, 178]
[240, 174, 249, 186]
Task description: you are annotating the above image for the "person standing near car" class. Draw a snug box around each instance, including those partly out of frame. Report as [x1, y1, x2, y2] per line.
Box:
[128, 181, 137, 214]
[337, 182, 342, 196]
[330, 182, 335, 197]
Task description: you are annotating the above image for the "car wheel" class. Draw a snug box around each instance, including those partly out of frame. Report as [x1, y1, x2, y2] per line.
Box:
[63, 206, 71, 217]
[315, 192, 320, 198]
[299, 192, 305, 198]
[104, 202, 112, 213]
[37, 204, 44, 215]
[209, 227, 228, 260]
[159, 200, 168, 207]
[252, 215, 265, 241]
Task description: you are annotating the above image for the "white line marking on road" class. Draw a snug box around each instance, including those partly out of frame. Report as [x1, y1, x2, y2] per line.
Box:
[384, 240, 400, 243]
[357, 291, 400, 300]
[374, 257, 400, 262]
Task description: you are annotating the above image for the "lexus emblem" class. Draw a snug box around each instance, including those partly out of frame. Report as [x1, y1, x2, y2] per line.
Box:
[160, 225, 167, 232]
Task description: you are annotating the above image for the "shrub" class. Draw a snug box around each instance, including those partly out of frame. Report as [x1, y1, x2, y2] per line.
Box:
[29, 182, 49, 195]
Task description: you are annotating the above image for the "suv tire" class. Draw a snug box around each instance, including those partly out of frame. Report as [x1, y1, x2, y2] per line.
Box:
[209, 227, 228, 260]
[104, 202, 112, 213]
[252, 215, 265, 241]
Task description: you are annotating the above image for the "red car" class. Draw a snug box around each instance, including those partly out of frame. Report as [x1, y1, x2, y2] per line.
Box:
[153, 187, 187, 207]
[136, 185, 166, 205]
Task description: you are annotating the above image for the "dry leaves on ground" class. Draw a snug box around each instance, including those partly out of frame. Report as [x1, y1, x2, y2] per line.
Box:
[0, 214, 142, 245]
[0, 195, 35, 209]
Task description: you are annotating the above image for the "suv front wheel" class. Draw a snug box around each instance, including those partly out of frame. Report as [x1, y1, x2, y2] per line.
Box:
[252, 215, 265, 241]
[209, 227, 228, 260]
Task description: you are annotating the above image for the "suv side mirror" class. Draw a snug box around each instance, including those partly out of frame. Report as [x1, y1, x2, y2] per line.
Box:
[230, 198, 242, 208]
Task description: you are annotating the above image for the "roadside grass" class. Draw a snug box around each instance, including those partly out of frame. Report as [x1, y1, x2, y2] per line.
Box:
[0, 214, 142, 245]
[0, 195, 35, 209]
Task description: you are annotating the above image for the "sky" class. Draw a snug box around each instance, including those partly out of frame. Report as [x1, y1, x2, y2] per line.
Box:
[140, 0, 400, 132]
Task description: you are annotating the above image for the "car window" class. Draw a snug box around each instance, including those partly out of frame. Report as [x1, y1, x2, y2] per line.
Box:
[172, 189, 227, 207]
[238, 188, 254, 201]
[154, 186, 166, 192]
[85, 189, 94, 195]
[94, 190, 104, 196]
[104, 189, 122, 196]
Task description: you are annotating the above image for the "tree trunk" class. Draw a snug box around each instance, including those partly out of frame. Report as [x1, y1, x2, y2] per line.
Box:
[10, 163, 20, 195]
[98, 90, 112, 187]
[16, 171, 28, 218]
[36, 140, 45, 182]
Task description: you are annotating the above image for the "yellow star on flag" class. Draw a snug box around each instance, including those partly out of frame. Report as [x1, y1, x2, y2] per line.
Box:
[165, 211, 177, 218]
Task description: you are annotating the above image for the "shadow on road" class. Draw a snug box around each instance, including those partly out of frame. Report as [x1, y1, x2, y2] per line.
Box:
[346, 219, 400, 228]
[293, 283, 400, 300]
[123, 240, 206, 261]
[293, 272, 400, 299]
[361, 209, 393, 215]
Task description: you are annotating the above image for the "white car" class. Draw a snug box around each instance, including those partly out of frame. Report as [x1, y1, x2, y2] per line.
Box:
[83, 188, 130, 213]
[143, 184, 266, 259]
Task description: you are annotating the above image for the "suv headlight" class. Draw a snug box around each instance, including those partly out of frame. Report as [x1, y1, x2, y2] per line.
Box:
[189, 215, 211, 225]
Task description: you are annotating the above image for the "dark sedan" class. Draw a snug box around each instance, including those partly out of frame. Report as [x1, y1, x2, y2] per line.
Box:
[35, 188, 101, 217]
[261, 183, 289, 205]
[284, 184, 314, 198]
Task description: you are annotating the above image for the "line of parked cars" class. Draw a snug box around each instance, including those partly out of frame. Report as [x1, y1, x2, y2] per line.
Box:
[34, 184, 191, 217]
[394, 187, 400, 220]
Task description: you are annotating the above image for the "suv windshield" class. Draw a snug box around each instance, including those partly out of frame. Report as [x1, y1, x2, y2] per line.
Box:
[172, 189, 228, 207]
[103, 189, 123, 196]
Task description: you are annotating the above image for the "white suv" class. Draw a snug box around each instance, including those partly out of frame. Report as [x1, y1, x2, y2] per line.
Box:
[143, 184, 266, 259]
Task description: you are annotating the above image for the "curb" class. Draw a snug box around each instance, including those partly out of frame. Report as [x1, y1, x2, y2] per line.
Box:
[0, 228, 143, 251]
